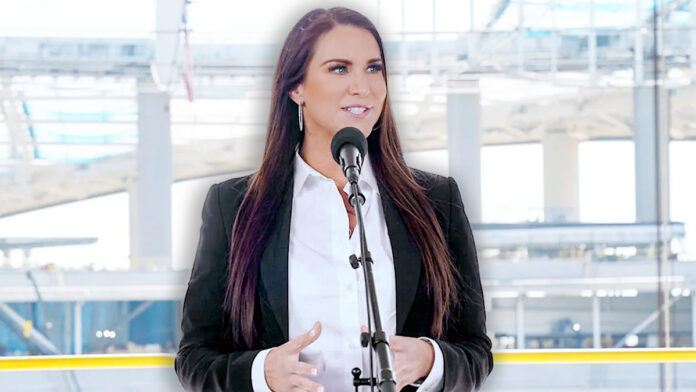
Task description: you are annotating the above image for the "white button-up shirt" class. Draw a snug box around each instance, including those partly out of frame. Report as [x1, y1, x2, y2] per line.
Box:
[251, 149, 443, 391]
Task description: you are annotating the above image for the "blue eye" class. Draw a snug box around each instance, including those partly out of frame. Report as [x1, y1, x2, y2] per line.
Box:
[330, 65, 347, 74]
[368, 64, 383, 72]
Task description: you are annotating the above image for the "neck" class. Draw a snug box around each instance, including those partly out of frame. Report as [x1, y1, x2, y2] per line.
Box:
[300, 132, 348, 190]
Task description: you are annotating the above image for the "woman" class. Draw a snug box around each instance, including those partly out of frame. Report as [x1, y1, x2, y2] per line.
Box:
[175, 7, 492, 392]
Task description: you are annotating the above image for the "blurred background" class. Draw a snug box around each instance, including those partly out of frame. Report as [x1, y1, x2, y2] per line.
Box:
[0, 0, 695, 390]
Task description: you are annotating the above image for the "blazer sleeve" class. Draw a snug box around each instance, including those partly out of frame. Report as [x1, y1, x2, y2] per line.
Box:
[175, 183, 261, 392]
[430, 177, 494, 391]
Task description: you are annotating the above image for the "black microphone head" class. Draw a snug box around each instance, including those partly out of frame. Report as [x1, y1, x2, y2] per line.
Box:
[330, 127, 368, 164]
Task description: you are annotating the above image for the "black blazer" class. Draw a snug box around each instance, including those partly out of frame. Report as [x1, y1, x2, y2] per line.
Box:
[175, 168, 493, 392]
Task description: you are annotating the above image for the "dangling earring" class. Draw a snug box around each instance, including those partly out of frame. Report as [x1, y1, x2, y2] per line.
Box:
[298, 103, 304, 132]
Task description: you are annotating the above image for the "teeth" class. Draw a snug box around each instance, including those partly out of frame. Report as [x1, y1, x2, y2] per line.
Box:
[346, 107, 367, 114]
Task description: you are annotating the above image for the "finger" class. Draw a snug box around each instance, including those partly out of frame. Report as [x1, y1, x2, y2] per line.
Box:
[293, 361, 319, 377]
[289, 374, 325, 392]
[288, 321, 322, 353]
[397, 367, 412, 392]
[360, 324, 368, 333]
[393, 366, 404, 391]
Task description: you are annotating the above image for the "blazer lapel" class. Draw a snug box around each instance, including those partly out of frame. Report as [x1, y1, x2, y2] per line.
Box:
[258, 177, 293, 343]
[378, 186, 422, 335]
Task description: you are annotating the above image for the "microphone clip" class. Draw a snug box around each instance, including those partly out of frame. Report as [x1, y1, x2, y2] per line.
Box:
[348, 191, 365, 207]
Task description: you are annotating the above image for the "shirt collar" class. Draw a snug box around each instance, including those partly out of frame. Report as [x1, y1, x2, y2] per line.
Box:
[293, 146, 379, 197]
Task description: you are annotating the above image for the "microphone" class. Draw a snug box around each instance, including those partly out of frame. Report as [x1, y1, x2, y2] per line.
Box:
[330, 127, 368, 185]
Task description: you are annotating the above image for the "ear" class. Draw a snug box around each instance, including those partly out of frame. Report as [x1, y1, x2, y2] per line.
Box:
[289, 84, 304, 106]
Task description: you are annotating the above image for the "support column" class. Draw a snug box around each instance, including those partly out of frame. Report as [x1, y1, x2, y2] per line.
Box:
[517, 0, 525, 75]
[130, 82, 172, 270]
[592, 295, 601, 348]
[153, 0, 186, 90]
[633, 85, 669, 223]
[1, 78, 31, 186]
[542, 132, 579, 222]
[516, 296, 525, 349]
[400, 0, 408, 84]
[634, 0, 644, 84]
[691, 0, 696, 83]
[74, 301, 82, 355]
[21, 248, 31, 268]
[588, 0, 597, 81]
[467, 0, 477, 69]
[447, 80, 482, 223]
[430, 0, 438, 81]
[550, 0, 558, 77]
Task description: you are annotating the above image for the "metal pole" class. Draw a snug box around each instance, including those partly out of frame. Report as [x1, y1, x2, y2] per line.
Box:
[64, 302, 71, 354]
[74, 301, 82, 355]
[516, 296, 525, 349]
[592, 295, 601, 348]
[0, 302, 60, 355]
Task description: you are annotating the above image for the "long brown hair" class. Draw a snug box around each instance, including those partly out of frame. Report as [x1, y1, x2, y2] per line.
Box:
[222, 7, 460, 349]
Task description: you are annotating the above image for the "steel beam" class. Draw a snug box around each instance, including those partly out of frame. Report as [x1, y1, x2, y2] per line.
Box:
[0, 302, 60, 355]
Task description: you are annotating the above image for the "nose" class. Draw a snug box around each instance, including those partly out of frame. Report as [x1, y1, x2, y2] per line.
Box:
[348, 71, 369, 96]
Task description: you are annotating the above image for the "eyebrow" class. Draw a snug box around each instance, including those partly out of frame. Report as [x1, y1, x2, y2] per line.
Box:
[320, 58, 382, 66]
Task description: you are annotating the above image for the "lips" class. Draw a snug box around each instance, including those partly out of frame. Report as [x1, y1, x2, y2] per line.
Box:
[342, 106, 371, 119]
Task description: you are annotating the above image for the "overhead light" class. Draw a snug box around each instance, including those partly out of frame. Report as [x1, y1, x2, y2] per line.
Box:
[625, 334, 639, 347]
[671, 288, 682, 297]
[96, 329, 117, 339]
[621, 289, 638, 297]
[572, 323, 581, 332]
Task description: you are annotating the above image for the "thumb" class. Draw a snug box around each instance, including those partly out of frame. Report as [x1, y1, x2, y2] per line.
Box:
[288, 320, 322, 353]
[360, 325, 368, 334]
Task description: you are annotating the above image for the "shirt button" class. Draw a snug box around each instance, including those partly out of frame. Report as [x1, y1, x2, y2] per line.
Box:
[345, 284, 353, 290]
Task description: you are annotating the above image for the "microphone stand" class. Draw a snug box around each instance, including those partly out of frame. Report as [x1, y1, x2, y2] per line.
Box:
[347, 180, 397, 392]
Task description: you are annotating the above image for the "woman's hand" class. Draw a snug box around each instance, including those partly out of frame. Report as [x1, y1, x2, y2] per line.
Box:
[265, 321, 325, 392]
[361, 325, 435, 391]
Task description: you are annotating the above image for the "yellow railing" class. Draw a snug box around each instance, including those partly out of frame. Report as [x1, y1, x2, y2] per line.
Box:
[0, 354, 175, 371]
[1, 349, 695, 371]
[493, 348, 696, 364]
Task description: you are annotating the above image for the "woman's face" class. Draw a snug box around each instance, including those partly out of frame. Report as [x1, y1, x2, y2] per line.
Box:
[290, 24, 387, 140]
